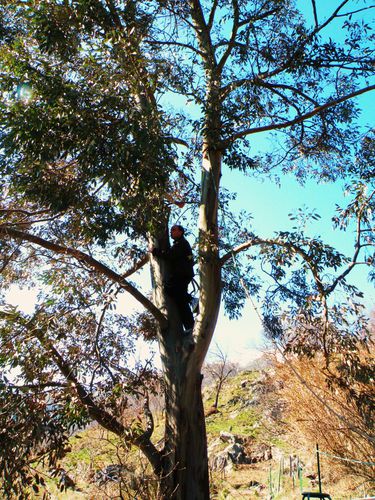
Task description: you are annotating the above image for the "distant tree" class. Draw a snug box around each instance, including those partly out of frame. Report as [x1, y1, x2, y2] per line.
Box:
[0, 1, 374, 498]
[203, 344, 238, 411]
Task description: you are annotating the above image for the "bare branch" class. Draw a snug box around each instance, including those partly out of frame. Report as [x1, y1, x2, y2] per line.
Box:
[0, 246, 20, 273]
[188, 0, 216, 67]
[207, 0, 219, 30]
[217, 0, 239, 72]
[257, 81, 320, 107]
[145, 39, 204, 57]
[0, 208, 50, 217]
[122, 254, 149, 279]
[310, 1, 350, 37]
[0, 382, 67, 390]
[136, 394, 154, 444]
[336, 6, 375, 18]
[221, 78, 320, 104]
[238, 7, 281, 28]
[165, 135, 190, 148]
[311, 0, 319, 28]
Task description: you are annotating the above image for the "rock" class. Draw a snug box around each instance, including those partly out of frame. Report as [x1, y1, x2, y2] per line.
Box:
[240, 379, 249, 388]
[209, 442, 247, 471]
[246, 443, 272, 463]
[241, 481, 267, 495]
[220, 431, 236, 443]
[271, 446, 284, 461]
[207, 438, 222, 453]
[227, 395, 243, 406]
[205, 405, 219, 417]
[209, 449, 231, 472]
[249, 480, 261, 487]
[210, 437, 273, 471]
[50, 467, 76, 491]
[94, 465, 136, 487]
[249, 480, 266, 491]
[226, 443, 247, 464]
[305, 472, 319, 486]
[244, 397, 260, 407]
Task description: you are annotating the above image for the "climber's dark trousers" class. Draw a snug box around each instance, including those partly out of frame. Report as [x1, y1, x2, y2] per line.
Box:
[165, 279, 194, 330]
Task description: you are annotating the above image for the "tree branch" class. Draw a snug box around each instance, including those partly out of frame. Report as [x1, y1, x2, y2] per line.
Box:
[235, 1, 351, 84]
[165, 135, 190, 148]
[0, 226, 167, 327]
[335, 6, 375, 18]
[34, 326, 126, 436]
[145, 39, 204, 57]
[0, 208, 50, 217]
[223, 85, 375, 146]
[207, 0, 219, 30]
[220, 237, 323, 294]
[122, 254, 149, 279]
[0, 382, 67, 390]
[220, 78, 320, 104]
[311, 0, 319, 28]
[32, 322, 164, 474]
[188, 0, 216, 67]
[326, 189, 375, 294]
[238, 7, 281, 28]
[309, 1, 350, 38]
[217, 0, 239, 72]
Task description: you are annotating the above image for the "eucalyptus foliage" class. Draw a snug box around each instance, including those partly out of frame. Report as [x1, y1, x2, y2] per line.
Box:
[0, 1, 374, 497]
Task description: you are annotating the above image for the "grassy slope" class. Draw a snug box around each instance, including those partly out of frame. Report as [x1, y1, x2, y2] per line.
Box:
[42, 368, 373, 499]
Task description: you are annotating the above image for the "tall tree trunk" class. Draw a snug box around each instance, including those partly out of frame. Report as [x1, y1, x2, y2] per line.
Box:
[149, 64, 223, 497]
[159, 360, 209, 500]
[153, 146, 222, 499]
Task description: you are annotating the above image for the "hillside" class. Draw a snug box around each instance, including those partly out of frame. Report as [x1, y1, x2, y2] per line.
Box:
[36, 366, 374, 499]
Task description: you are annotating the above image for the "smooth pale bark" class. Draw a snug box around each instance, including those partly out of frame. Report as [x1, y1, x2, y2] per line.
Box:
[150, 246, 212, 499]
[150, 138, 222, 498]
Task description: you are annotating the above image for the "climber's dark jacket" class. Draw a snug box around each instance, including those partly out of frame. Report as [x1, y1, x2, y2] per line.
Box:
[152, 235, 194, 282]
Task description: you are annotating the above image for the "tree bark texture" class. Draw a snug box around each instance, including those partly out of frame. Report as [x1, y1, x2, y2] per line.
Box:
[148, 43, 224, 496]
[150, 145, 222, 499]
[159, 366, 209, 500]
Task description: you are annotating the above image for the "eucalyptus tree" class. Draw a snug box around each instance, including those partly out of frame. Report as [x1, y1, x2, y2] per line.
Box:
[0, 0, 374, 498]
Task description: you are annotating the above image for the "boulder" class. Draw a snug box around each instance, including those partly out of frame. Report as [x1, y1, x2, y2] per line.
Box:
[242, 480, 267, 495]
[219, 431, 236, 443]
[245, 443, 272, 463]
[209, 442, 247, 471]
[209, 450, 231, 472]
[226, 443, 247, 464]
[207, 438, 222, 454]
[94, 464, 136, 487]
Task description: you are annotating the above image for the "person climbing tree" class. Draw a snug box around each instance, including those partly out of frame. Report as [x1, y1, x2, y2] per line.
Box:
[151, 225, 195, 334]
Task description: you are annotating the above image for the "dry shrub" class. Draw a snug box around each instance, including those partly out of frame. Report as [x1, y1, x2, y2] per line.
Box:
[272, 346, 375, 488]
